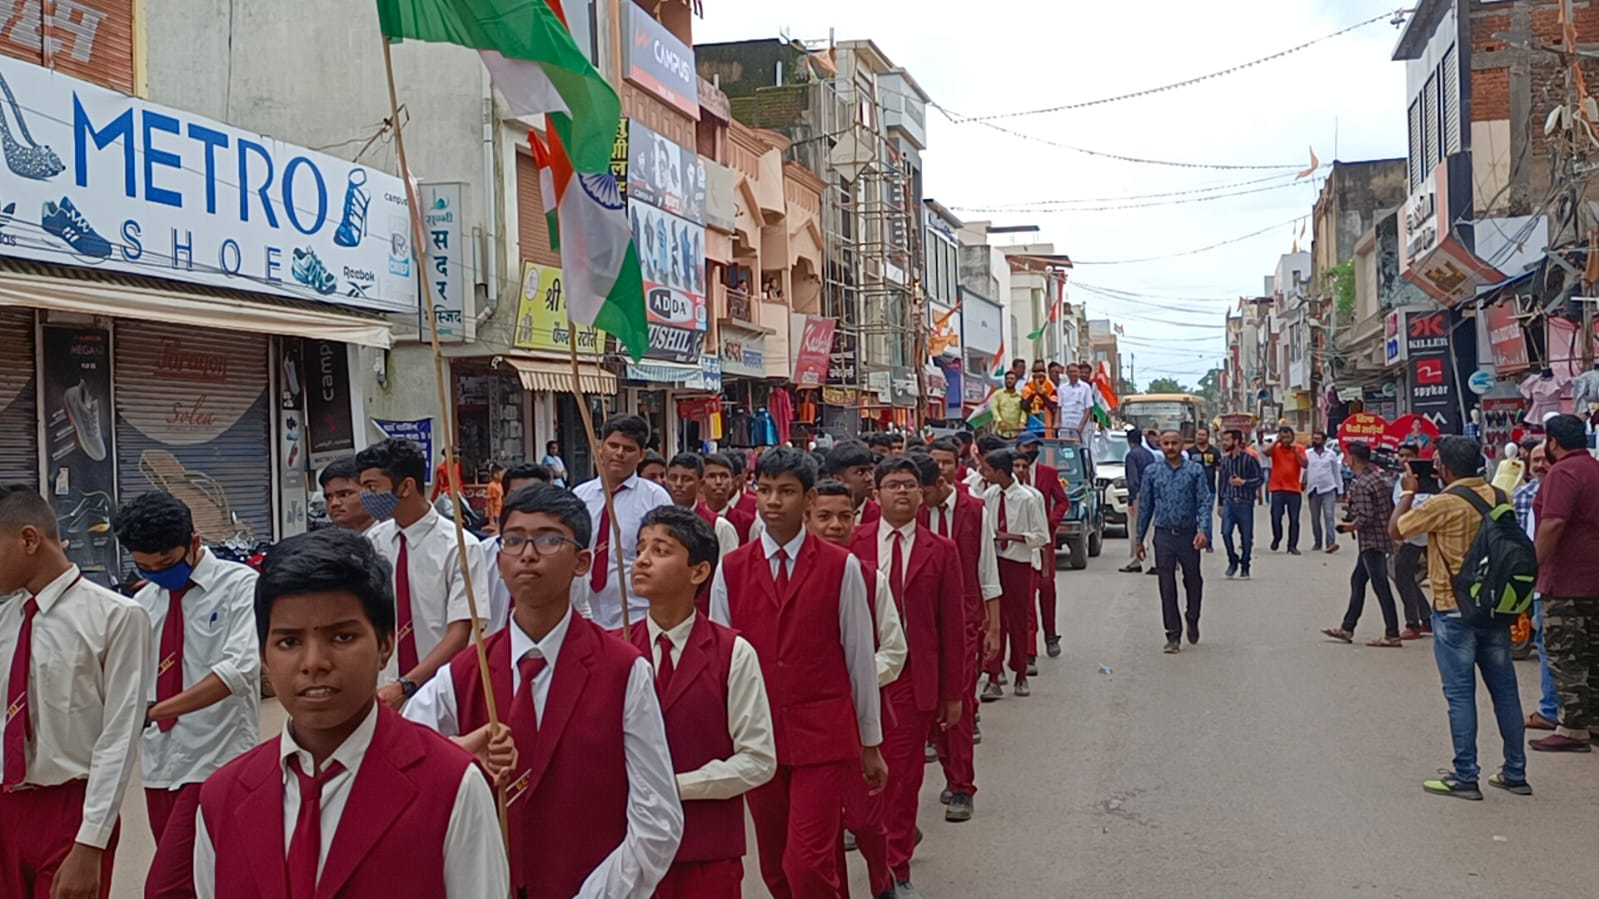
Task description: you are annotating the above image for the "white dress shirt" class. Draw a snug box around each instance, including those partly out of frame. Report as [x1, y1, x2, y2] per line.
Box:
[707, 529, 883, 747]
[0, 566, 153, 848]
[572, 474, 675, 630]
[367, 507, 488, 682]
[931, 489, 1002, 600]
[870, 570, 908, 687]
[133, 549, 261, 789]
[192, 702, 508, 899]
[876, 518, 917, 589]
[985, 482, 1049, 569]
[481, 535, 513, 635]
[646, 613, 777, 800]
[1392, 479, 1430, 547]
[1305, 447, 1344, 495]
[404, 607, 684, 899]
[713, 516, 740, 559]
[1057, 380, 1096, 436]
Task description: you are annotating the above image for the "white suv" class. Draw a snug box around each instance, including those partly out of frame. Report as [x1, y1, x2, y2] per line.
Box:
[1091, 431, 1132, 535]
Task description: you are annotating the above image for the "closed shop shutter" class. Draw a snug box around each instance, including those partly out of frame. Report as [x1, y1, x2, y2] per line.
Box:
[0, 1, 137, 93]
[0, 308, 37, 487]
[517, 151, 561, 267]
[114, 322, 273, 543]
[1442, 46, 1461, 155]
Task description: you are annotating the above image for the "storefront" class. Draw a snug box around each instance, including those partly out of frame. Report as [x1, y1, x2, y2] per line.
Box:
[0, 307, 36, 487]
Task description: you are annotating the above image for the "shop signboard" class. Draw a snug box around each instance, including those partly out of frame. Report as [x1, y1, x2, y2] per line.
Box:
[41, 325, 117, 579]
[1399, 160, 1505, 305]
[420, 182, 467, 341]
[623, 6, 699, 119]
[1385, 413, 1443, 457]
[513, 261, 605, 354]
[611, 118, 629, 204]
[719, 327, 765, 378]
[0, 54, 416, 312]
[632, 200, 706, 294]
[685, 354, 721, 392]
[828, 329, 859, 387]
[1404, 309, 1456, 431]
[640, 280, 706, 363]
[304, 339, 354, 467]
[1335, 412, 1388, 450]
[792, 315, 835, 387]
[372, 418, 433, 483]
[1483, 302, 1528, 374]
[890, 366, 918, 407]
[1383, 310, 1406, 366]
[627, 123, 706, 225]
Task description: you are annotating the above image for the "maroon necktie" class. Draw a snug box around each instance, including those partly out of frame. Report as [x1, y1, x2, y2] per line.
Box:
[511, 654, 547, 740]
[4, 597, 38, 789]
[889, 532, 906, 611]
[654, 634, 676, 697]
[155, 585, 191, 732]
[773, 548, 790, 596]
[997, 493, 1009, 532]
[937, 505, 950, 539]
[590, 485, 630, 591]
[286, 756, 346, 899]
[395, 535, 417, 675]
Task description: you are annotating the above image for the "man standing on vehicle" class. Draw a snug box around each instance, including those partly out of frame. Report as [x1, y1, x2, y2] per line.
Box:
[1120, 428, 1158, 574]
[992, 371, 1027, 440]
[1304, 431, 1344, 554]
[1136, 431, 1212, 653]
[1056, 363, 1097, 444]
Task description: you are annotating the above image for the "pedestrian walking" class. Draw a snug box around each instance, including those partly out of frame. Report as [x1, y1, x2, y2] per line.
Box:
[979, 448, 1049, 697]
[1017, 433, 1068, 659]
[318, 457, 376, 534]
[1391, 443, 1433, 639]
[542, 439, 568, 488]
[571, 414, 675, 629]
[1187, 428, 1222, 554]
[1390, 435, 1529, 800]
[1267, 426, 1308, 554]
[1119, 427, 1158, 573]
[1135, 431, 1214, 654]
[1305, 431, 1344, 553]
[1529, 414, 1599, 753]
[1513, 443, 1561, 732]
[1216, 428, 1262, 579]
[1320, 442, 1402, 647]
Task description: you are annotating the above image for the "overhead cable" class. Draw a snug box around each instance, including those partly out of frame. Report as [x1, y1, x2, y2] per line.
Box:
[1071, 217, 1307, 265]
[954, 177, 1318, 213]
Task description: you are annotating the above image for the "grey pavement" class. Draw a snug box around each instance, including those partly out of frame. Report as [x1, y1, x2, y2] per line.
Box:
[112, 512, 1599, 897]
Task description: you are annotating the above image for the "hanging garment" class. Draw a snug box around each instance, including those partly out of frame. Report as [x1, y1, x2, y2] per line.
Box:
[769, 387, 795, 445]
[1521, 372, 1571, 425]
[1572, 368, 1599, 412]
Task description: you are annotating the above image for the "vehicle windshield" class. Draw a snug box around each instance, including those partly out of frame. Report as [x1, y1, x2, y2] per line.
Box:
[1044, 443, 1091, 485]
[1092, 432, 1130, 464]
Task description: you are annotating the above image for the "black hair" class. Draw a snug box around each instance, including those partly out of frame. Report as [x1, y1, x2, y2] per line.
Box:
[814, 479, 853, 499]
[1126, 428, 1142, 446]
[703, 452, 735, 474]
[953, 431, 974, 447]
[111, 491, 194, 554]
[756, 446, 819, 491]
[639, 505, 720, 573]
[904, 452, 940, 486]
[1222, 429, 1244, 442]
[501, 484, 593, 546]
[254, 528, 395, 645]
[929, 436, 962, 455]
[1435, 435, 1483, 482]
[1518, 436, 1544, 454]
[1397, 441, 1421, 455]
[354, 438, 428, 492]
[986, 448, 1019, 476]
[809, 450, 831, 471]
[1545, 413, 1586, 451]
[599, 413, 651, 449]
[725, 452, 746, 476]
[874, 454, 923, 487]
[668, 452, 705, 475]
[825, 441, 875, 475]
[1278, 425, 1295, 435]
[976, 435, 1009, 455]
[317, 457, 361, 489]
[902, 436, 926, 451]
[639, 450, 668, 470]
[865, 432, 895, 450]
[0, 484, 57, 537]
[1346, 441, 1373, 464]
[503, 462, 553, 488]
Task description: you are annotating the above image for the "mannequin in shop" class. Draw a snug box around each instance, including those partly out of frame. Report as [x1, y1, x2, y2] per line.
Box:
[1521, 367, 1570, 426]
[1573, 363, 1599, 412]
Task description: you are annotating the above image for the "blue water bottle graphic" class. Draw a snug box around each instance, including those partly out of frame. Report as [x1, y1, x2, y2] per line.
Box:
[334, 168, 370, 248]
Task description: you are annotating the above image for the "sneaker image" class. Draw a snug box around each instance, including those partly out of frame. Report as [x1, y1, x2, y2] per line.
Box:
[334, 168, 369, 248]
[42, 197, 111, 259]
[292, 247, 338, 295]
[63, 378, 107, 461]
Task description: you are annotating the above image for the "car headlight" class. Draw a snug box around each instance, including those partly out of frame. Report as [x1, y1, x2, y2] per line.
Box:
[1113, 477, 1126, 490]
[1096, 477, 1110, 488]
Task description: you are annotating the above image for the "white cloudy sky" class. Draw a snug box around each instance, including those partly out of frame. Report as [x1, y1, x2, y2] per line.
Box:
[697, 0, 1410, 386]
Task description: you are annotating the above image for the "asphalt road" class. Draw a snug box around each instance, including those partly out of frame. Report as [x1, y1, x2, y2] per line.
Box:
[111, 509, 1599, 897]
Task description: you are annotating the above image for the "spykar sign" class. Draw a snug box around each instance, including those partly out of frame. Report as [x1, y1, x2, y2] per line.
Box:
[1398, 161, 1503, 306]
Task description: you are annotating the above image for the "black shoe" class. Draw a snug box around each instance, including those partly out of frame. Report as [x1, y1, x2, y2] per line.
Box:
[1271, 541, 1280, 552]
[1027, 657, 1038, 676]
[1045, 635, 1062, 658]
[1487, 772, 1533, 796]
[1187, 619, 1200, 645]
[1119, 562, 1143, 573]
[940, 788, 953, 804]
[1225, 564, 1237, 579]
[1163, 639, 1181, 654]
[874, 891, 895, 899]
[1145, 568, 1159, 575]
[945, 791, 974, 822]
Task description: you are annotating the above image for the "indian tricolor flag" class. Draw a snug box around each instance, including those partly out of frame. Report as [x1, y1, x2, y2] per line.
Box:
[1091, 361, 1119, 427]
[986, 340, 1007, 382]
[965, 387, 997, 430]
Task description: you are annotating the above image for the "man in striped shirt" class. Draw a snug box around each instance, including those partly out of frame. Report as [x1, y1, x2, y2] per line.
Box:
[1216, 429, 1262, 580]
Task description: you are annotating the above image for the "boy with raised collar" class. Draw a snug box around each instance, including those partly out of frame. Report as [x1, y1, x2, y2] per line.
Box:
[404, 485, 683, 898]
[709, 448, 885, 899]
[846, 456, 966, 896]
[631, 505, 776, 898]
[193, 528, 508, 898]
[111, 491, 260, 898]
[0, 484, 152, 899]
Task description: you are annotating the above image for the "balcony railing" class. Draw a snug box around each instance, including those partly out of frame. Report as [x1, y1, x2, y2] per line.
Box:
[728, 288, 753, 324]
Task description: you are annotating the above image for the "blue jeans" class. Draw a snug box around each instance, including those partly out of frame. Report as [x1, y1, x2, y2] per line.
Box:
[1534, 597, 1560, 723]
[1219, 500, 1254, 570]
[1431, 611, 1526, 784]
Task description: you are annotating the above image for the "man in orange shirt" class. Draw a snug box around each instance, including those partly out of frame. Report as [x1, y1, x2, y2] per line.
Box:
[1267, 425, 1308, 555]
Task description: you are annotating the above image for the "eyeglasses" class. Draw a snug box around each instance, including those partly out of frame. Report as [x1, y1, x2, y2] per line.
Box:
[878, 481, 921, 493]
[501, 534, 583, 556]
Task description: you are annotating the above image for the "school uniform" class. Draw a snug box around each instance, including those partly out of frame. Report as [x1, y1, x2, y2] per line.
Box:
[686, 503, 740, 615]
[193, 702, 507, 898]
[920, 487, 1001, 798]
[573, 473, 675, 628]
[1022, 459, 1070, 648]
[481, 534, 514, 634]
[983, 482, 1049, 679]
[132, 549, 261, 897]
[717, 497, 758, 546]
[367, 506, 488, 682]
[631, 613, 775, 899]
[708, 529, 881, 899]
[857, 497, 882, 527]
[404, 607, 683, 898]
[0, 566, 153, 899]
[847, 519, 965, 881]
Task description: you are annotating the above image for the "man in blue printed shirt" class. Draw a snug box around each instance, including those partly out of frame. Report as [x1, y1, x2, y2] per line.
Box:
[1136, 430, 1214, 653]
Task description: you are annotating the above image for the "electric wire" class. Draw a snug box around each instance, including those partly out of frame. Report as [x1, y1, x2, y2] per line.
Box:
[951, 171, 1305, 210]
[1072, 217, 1307, 265]
[954, 177, 1319, 213]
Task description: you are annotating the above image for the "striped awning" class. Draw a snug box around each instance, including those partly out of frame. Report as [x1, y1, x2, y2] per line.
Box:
[504, 357, 617, 395]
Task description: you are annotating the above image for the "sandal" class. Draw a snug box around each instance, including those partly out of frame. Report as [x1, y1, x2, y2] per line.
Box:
[1366, 636, 1404, 648]
[1321, 627, 1354, 643]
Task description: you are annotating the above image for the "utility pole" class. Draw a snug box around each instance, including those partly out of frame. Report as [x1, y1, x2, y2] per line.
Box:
[1560, 0, 1595, 368]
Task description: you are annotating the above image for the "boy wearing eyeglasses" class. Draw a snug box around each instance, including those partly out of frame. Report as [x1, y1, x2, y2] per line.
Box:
[403, 485, 684, 898]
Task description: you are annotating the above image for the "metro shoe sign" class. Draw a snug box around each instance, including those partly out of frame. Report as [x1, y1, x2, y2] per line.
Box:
[0, 54, 414, 313]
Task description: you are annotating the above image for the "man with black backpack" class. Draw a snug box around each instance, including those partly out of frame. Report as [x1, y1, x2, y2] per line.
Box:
[1390, 435, 1532, 800]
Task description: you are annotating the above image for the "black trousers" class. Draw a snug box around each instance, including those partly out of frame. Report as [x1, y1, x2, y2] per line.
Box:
[1341, 547, 1400, 638]
[1154, 528, 1203, 640]
[1393, 542, 1428, 628]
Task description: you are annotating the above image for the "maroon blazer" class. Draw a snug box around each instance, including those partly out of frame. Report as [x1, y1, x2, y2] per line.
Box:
[919, 489, 989, 622]
[846, 522, 965, 713]
[857, 497, 882, 526]
[1028, 462, 1070, 531]
[724, 502, 757, 545]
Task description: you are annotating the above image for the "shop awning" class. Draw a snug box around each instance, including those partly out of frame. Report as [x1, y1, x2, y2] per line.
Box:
[505, 357, 618, 395]
[0, 258, 393, 347]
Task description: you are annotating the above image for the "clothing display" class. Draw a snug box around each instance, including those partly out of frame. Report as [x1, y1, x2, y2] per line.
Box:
[1520, 370, 1570, 425]
[1573, 368, 1599, 413]
[768, 388, 795, 445]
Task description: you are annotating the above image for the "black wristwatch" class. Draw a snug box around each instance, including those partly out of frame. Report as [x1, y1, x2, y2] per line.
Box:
[398, 677, 419, 699]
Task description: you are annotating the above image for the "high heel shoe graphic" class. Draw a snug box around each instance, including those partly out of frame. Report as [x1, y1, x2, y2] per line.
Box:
[0, 69, 62, 180]
[334, 168, 369, 247]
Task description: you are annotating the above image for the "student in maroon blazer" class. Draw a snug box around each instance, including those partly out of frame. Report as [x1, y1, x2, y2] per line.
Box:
[846, 455, 966, 895]
[1017, 433, 1070, 661]
[708, 447, 886, 899]
[826, 441, 882, 526]
[703, 453, 757, 544]
[630, 506, 776, 899]
[194, 528, 508, 899]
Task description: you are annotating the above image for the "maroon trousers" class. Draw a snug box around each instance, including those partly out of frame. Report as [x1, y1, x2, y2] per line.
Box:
[0, 780, 119, 899]
[986, 559, 1038, 678]
[881, 679, 934, 881]
[748, 760, 853, 899]
[933, 611, 983, 795]
[144, 783, 202, 898]
[833, 764, 892, 898]
[654, 858, 742, 899]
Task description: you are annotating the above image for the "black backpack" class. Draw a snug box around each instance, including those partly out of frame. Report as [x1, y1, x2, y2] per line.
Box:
[1445, 486, 1538, 627]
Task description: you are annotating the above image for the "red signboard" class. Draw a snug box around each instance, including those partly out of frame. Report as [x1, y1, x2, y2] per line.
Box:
[1336, 412, 1388, 450]
[1483, 303, 1529, 374]
[1384, 414, 1442, 458]
[792, 316, 835, 388]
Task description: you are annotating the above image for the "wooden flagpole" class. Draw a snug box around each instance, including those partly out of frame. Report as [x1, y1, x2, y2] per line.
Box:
[564, 313, 632, 641]
[379, 37, 511, 858]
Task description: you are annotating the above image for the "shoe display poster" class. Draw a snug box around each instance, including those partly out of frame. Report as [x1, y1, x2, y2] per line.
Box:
[0, 54, 415, 313]
[40, 325, 118, 581]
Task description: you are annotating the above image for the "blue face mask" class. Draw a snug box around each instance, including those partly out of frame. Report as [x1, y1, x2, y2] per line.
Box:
[139, 559, 194, 592]
[360, 490, 402, 522]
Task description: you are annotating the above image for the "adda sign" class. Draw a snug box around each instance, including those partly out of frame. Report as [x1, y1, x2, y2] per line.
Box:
[0, 55, 414, 313]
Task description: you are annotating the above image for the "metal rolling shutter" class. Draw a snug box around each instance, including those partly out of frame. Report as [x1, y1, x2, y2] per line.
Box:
[0, 308, 37, 487]
[517, 151, 561, 267]
[113, 322, 273, 544]
[1443, 46, 1461, 155]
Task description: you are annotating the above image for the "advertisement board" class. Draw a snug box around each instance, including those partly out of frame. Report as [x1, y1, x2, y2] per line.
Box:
[641, 281, 706, 363]
[828, 329, 859, 387]
[513, 261, 606, 354]
[1483, 302, 1528, 374]
[792, 316, 835, 387]
[304, 339, 354, 467]
[420, 182, 467, 340]
[1335, 412, 1388, 450]
[372, 418, 433, 483]
[624, 6, 699, 118]
[627, 120, 706, 224]
[41, 324, 117, 578]
[1383, 310, 1406, 366]
[631, 199, 705, 295]
[0, 54, 415, 312]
